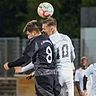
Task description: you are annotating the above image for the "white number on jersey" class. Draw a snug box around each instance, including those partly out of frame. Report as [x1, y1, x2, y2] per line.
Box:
[46, 46, 52, 63]
[57, 44, 69, 59]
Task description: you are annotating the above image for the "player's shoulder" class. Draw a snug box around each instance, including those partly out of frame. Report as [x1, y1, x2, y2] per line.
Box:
[35, 35, 50, 42]
[76, 68, 82, 72]
[90, 63, 96, 68]
[75, 68, 80, 72]
[92, 63, 96, 66]
[59, 33, 71, 41]
[37, 35, 53, 45]
[86, 63, 96, 72]
[37, 34, 49, 39]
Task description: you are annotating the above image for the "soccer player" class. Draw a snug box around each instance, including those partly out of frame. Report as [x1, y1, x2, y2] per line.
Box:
[83, 63, 96, 96]
[75, 56, 92, 96]
[42, 17, 75, 96]
[16, 17, 76, 96]
[3, 20, 61, 96]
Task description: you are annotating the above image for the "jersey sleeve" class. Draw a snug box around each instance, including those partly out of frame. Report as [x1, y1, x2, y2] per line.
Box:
[21, 62, 34, 72]
[24, 40, 39, 59]
[65, 35, 76, 61]
[8, 54, 30, 68]
[75, 69, 80, 82]
[70, 44, 75, 62]
[69, 38, 75, 61]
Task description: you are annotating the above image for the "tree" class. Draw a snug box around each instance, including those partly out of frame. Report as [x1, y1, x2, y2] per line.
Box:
[0, 0, 28, 37]
[0, 0, 80, 38]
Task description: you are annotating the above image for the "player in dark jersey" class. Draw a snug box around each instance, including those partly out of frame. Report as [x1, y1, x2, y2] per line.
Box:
[3, 20, 61, 96]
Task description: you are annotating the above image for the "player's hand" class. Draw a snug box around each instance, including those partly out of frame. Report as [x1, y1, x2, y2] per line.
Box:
[14, 67, 22, 73]
[80, 90, 88, 96]
[26, 72, 35, 80]
[83, 90, 88, 96]
[3, 62, 9, 70]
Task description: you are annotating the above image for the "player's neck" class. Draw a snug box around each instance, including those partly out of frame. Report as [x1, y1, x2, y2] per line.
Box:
[52, 29, 58, 34]
[34, 33, 41, 37]
[82, 66, 88, 70]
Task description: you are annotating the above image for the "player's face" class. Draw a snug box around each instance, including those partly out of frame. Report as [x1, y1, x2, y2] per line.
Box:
[82, 59, 88, 65]
[82, 59, 88, 68]
[42, 24, 52, 36]
[26, 31, 36, 39]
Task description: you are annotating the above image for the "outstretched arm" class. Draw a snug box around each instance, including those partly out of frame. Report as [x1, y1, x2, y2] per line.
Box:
[4, 55, 30, 70]
[15, 62, 34, 73]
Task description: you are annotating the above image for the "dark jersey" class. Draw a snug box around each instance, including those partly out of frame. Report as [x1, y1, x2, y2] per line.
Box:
[8, 35, 56, 76]
[23, 35, 55, 70]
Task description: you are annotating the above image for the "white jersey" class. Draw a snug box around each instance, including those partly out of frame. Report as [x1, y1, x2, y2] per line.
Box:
[75, 68, 92, 93]
[49, 32, 75, 69]
[85, 63, 96, 96]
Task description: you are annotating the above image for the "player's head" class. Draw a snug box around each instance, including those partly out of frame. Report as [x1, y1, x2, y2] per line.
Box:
[42, 17, 57, 36]
[80, 56, 89, 69]
[23, 20, 41, 39]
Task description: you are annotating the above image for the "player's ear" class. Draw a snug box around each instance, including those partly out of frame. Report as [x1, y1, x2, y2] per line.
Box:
[51, 26, 54, 32]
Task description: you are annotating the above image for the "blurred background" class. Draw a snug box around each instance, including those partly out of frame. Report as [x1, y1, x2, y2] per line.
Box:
[0, 0, 96, 96]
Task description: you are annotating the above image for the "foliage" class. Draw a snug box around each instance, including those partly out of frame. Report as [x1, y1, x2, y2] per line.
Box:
[0, 0, 28, 37]
[82, 0, 96, 6]
[0, 0, 80, 38]
[26, 0, 80, 38]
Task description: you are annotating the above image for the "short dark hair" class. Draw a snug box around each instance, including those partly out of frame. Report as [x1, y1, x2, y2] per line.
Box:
[42, 17, 57, 27]
[23, 20, 41, 33]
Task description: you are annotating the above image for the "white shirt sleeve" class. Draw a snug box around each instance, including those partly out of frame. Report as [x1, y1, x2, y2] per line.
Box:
[75, 69, 80, 81]
[69, 40, 75, 61]
[70, 45, 75, 62]
[66, 35, 76, 61]
[21, 62, 34, 72]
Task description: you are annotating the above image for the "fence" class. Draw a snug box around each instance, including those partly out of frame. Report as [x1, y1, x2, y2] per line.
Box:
[0, 78, 17, 96]
[0, 37, 80, 77]
[0, 38, 20, 77]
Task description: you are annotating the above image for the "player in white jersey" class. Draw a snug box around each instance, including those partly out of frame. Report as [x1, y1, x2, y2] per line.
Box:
[83, 63, 96, 96]
[15, 17, 75, 96]
[43, 17, 75, 96]
[49, 33, 75, 96]
[75, 56, 92, 96]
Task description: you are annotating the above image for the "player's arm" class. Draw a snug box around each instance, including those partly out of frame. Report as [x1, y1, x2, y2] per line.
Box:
[4, 54, 30, 70]
[15, 62, 34, 73]
[70, 40, 75, 62]
[4, 40, 35, 70]
[70, 50, 75, 63]
[14, 41, 39, 73]
[65, 35, 75, 62]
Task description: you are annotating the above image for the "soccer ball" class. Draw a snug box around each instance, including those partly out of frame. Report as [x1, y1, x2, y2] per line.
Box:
[37, 2, 54, 18]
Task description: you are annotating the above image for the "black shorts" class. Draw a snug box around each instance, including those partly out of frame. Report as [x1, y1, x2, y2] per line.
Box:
[35, 74, 61, 96]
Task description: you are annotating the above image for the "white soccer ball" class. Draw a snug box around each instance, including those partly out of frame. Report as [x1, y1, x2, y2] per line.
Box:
[37, 2, 54, 18]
